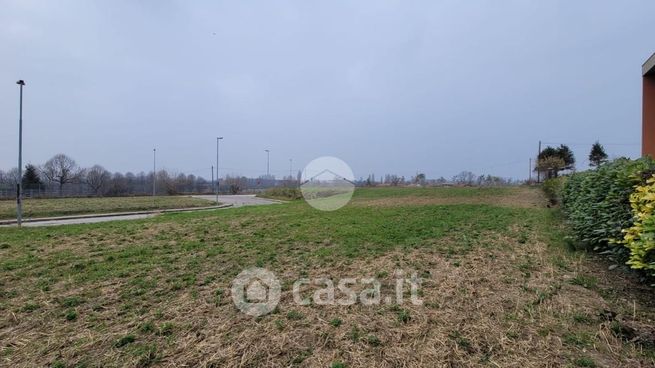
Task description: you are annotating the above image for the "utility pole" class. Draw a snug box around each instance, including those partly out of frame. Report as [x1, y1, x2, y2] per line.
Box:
[265, 149, 270, 177]
[211, 165, 214, 196]
[216, 137, 223, 203]
[536, 140, 542, 183]
[529, 158, 532, 182]
[16, 80, 25, 227]
[152, 148, 156, 197]
[289, 158, 292, 179]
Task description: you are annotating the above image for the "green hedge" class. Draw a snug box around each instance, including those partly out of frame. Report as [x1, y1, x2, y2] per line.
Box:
[618, 175, 655, 274]
[561, 157, 655, 249]
[542, 177, 566, 205]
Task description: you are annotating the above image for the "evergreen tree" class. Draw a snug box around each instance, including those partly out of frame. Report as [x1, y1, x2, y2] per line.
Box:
[22, 164, 42, 189]
[588, 141, 608, 167]
[557, 144, 575, 170]
[536, 144, 576, 177]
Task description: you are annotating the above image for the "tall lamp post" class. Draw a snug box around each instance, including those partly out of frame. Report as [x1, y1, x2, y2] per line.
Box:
[152, 148, 156, 197]
[16, 80, 25, 227]
[216, 136, 223, 204]
[265, 149, 270, 178]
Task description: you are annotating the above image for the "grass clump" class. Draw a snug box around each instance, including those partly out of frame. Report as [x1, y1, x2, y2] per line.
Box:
[286, 310, 304, 320]
[60, 296, 84, 308]
[572, 312, 593, 324]
[329, 318, 342, 327]
[569, 275, 598, 289]
[64, 309, 77, 321]
[366, 335, 381, 346]
[563, 332, 594, 347]
[114, 334, 136, 348]
[157, 322, 174, 336]
[348, 326, 362, 342]
[21, 303, 40, 313]
[139, 321, 155, 334]
[397, 308, 411, 323]
[574, 356, 596, 367]
[448, 330, 475, 354]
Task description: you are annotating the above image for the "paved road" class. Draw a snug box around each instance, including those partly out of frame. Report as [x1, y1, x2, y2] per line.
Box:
[192, 194, 280, 207]
[2, 195, 279, 228]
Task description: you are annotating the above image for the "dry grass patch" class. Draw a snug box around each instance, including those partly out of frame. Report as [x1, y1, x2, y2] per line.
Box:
[353, 187, 546, 209]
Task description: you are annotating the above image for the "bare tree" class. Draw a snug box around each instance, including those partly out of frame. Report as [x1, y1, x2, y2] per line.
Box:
[224, 175, 247, 194]
[157, 170, 178, 195]
[84, 165, 111, 196]
[452, 171, 476, 186]
[41, 154, 80, 195]
[106, 172, 129, 196]
[1, 168, 20, 185]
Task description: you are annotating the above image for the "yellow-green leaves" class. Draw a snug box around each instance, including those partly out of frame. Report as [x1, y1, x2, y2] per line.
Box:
[617, 174, 655, 274]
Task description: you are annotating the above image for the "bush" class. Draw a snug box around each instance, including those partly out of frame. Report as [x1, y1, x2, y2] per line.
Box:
[542, 177, 566, 205]
[561, 157, 655, 250]
[257, 187, 302, 200]
[616, 175, 655, 275]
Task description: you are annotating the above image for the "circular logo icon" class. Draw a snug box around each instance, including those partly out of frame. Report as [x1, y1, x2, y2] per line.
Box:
[231, 268, 281, 317]
[300, 156, 355, 211]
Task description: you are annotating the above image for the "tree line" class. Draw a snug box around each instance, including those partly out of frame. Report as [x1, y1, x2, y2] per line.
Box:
[0, 153, 217, 197]
[2, 145, 609, 197]
[359, 172, 516, 187]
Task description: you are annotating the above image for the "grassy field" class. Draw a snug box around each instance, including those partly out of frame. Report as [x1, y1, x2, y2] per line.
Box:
[0, 196, 214, 220]
[0, 187, 653, 367]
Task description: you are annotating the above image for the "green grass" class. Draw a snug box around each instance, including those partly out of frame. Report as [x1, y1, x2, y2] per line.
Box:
[0, 197, 551, 289]
[0, 189, 557, 309]
[0, 186, 649, 366]
[574, 356, 597, 367]
[350, 186, 515, 199]
[0, 195, 213, 219]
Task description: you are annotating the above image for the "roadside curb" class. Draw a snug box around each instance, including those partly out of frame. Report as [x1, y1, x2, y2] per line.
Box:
[0, 204, 234, 226]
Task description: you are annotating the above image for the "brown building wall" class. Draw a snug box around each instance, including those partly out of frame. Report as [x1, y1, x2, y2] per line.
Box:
[644, 75, 655, 157]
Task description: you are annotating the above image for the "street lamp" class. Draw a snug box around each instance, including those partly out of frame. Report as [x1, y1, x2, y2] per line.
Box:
[16, 80, 25, 227]
[265, 149, 270, 177]
[216, 137, 223, 204]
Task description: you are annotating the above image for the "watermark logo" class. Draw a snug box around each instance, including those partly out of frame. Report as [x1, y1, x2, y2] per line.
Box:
[231, 268, 422, 316]
[300, 156, 355, 211]
[230, 267, 281, 317]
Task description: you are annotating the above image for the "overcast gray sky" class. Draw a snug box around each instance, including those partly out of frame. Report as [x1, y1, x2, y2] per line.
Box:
[1, 0, 653, 180]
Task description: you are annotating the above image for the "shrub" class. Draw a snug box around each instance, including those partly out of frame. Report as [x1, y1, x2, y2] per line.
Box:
[542, 177, 566, 205]
[257, 187, 302, 200]
[561, 157, 655, 250]
[615, 175, 655, 275]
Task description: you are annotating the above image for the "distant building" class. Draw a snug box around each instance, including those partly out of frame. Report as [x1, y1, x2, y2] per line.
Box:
[643, 53, 655, 157]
